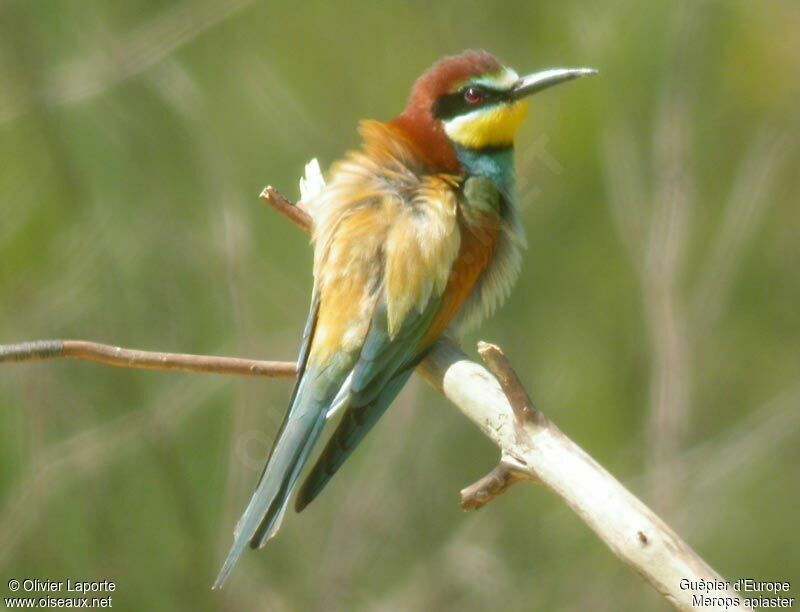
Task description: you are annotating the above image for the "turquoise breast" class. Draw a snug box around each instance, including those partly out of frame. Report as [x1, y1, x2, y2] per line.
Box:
[454, 146, 516, 198]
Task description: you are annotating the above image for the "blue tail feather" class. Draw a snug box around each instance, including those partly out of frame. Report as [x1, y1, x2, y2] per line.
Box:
[212, 377, 329, 589]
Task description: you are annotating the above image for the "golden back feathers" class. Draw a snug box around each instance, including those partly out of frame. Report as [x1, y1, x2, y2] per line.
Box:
[307, 119, 525, 365]
[309, 121, 462, 363]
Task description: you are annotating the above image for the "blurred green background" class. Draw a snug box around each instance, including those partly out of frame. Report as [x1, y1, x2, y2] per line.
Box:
[1, 0, 798, 610]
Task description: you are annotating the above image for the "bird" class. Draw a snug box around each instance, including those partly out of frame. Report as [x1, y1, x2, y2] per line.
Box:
[214, 50, 595, 588]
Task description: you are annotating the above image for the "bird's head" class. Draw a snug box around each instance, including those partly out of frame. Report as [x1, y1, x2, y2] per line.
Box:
[393, 50, 596, 171]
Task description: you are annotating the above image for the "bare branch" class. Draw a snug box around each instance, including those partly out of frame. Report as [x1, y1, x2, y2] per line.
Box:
[417, 340, 747, 611]
[0, 339, 296, 379]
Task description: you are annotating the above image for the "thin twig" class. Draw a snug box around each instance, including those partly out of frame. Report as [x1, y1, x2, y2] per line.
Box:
[460, 458, 531, 511]
[259, 186, 312, 234]
[0, 339, 296, 379]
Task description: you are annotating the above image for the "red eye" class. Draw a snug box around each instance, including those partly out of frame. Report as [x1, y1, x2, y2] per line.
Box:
[464, 87, 483, 104]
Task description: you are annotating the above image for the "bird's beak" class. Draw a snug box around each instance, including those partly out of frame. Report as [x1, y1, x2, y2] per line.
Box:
[510, 68, 598, 100]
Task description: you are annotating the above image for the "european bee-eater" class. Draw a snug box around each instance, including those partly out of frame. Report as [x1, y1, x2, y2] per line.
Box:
[214, 50, 595, 587]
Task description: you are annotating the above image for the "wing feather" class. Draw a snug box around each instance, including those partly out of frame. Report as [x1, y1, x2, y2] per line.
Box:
[295, 176, 505, 511]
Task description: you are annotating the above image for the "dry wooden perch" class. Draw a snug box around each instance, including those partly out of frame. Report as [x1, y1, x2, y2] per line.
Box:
[0, 172, 749, 611]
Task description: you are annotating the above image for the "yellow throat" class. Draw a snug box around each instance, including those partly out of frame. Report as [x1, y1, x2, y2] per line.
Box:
[443, 99, 529, 149]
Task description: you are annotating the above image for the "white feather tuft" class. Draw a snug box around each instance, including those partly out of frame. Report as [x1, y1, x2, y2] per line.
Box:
[299, 158, 326, 220]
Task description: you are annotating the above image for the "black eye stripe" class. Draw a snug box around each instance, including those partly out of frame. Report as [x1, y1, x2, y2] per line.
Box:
[432, 85, 510, 120]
